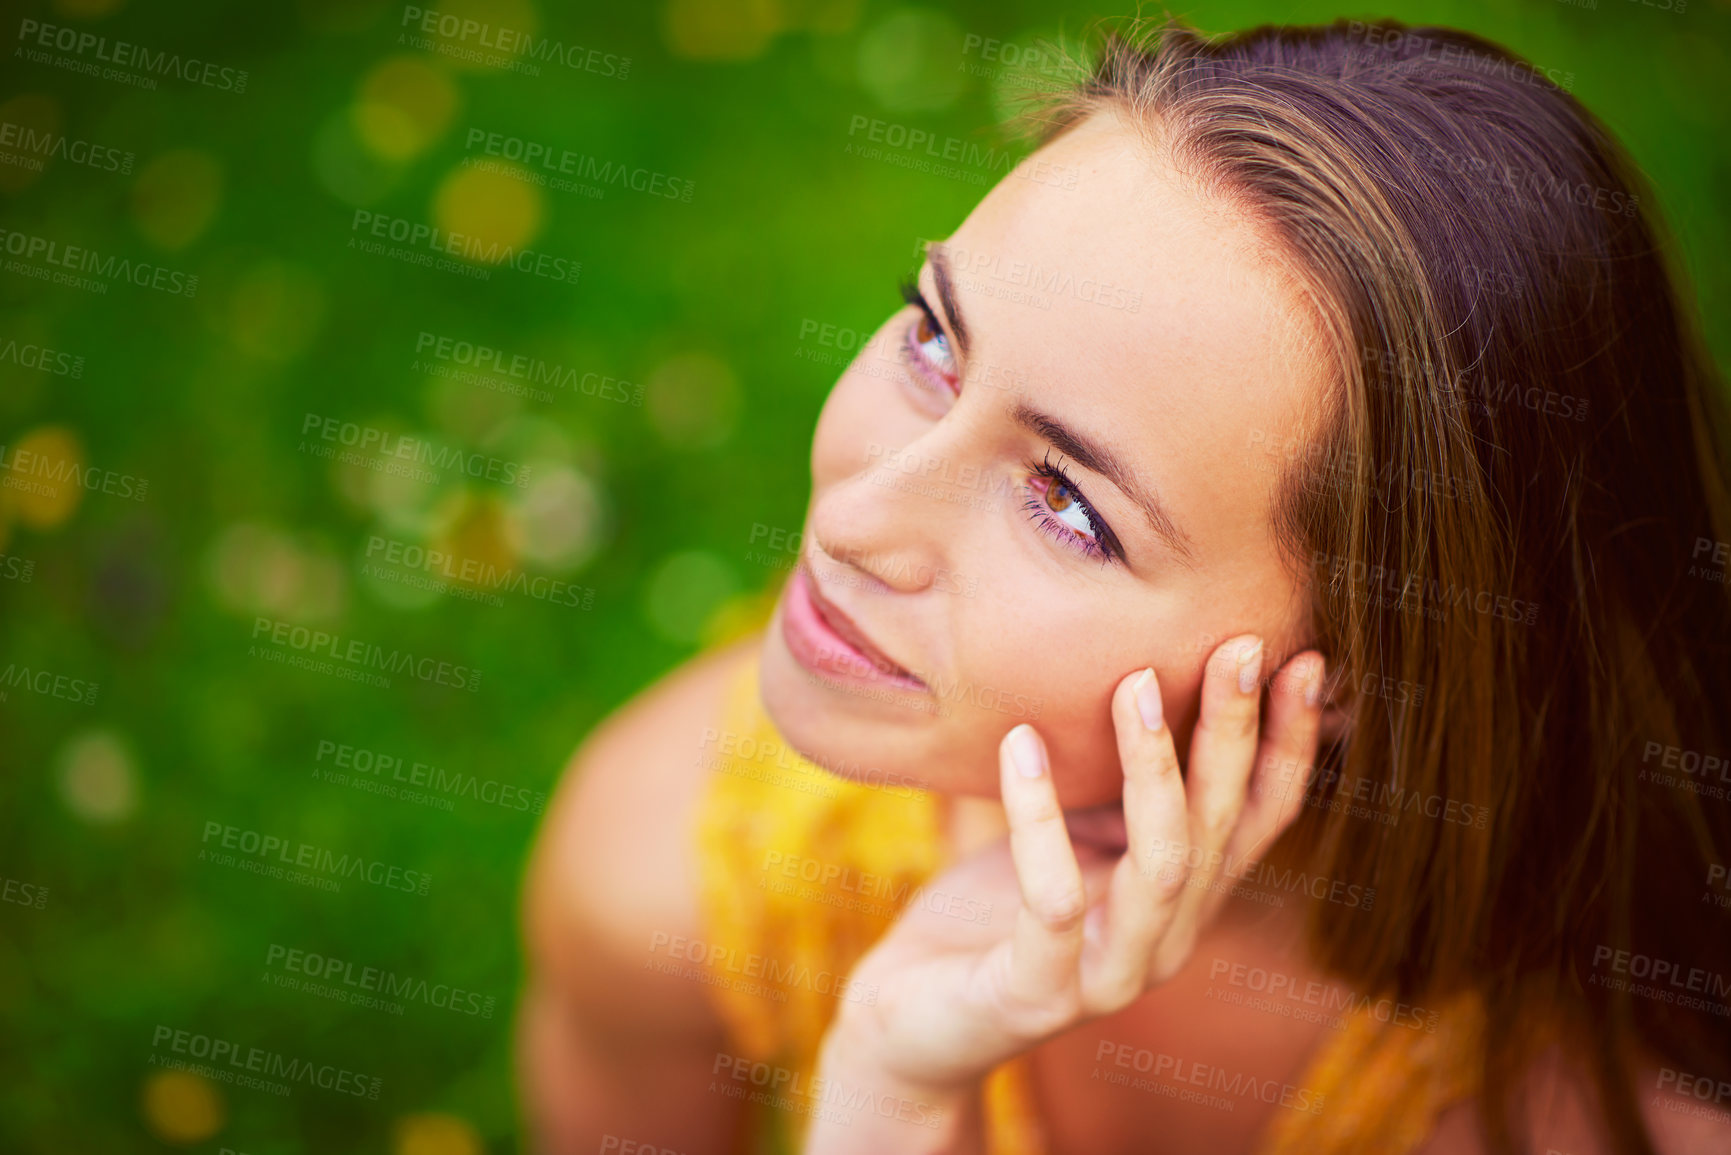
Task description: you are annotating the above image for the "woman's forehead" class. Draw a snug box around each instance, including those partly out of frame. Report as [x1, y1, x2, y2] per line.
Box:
[939, 112, 1331, 515]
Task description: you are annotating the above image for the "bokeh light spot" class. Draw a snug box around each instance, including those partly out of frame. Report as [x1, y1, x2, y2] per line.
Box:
[662, 0, 784, 61]
[645, 352, 739, 449]
[57, 730, 139, 825]
[206, 522, 348, 623]
[795, 0, 864, 36]
[856, 7, 966, 112]
[131, 150, 224, 251]
[353, 56, 459, 162]
[140, 1070, 224, 1145]
[357, 458, 454, 533]
[503, 464, 601, 570]
[431, 163, 544, 260]
[645, 550, 739, 645]
[0, 425, 85, 530]
[393, 1112, 484, 1155]
[434, 492, 519, 590]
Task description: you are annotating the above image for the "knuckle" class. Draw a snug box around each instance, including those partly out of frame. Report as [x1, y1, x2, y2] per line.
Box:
[1201, 808, 1241, 849]
[1145, 860, 1190, 903]
[1196, 702, 1260, 744]
[1136, 742, 1182, 782]
[1035, 887, 1088, 931]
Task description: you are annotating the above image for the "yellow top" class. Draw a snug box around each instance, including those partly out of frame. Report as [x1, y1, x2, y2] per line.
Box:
[692, 646, 1481, 1153]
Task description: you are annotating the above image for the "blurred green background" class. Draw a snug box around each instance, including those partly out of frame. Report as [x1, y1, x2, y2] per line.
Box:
[0, 0, 1725, 1150]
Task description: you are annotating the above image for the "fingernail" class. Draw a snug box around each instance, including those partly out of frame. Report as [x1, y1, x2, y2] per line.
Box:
[1008, 724, 1046, 778]
[1237, 639, 1264, 695]
[1133, 667, 1163, 731]
[1305, 658, 1325, 708]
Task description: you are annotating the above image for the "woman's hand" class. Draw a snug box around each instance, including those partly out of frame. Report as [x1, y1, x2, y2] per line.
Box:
[805, 635, 1326, 1154]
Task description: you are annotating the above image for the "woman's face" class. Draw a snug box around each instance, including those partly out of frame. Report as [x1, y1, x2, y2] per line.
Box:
[759, 108, 1332, 807]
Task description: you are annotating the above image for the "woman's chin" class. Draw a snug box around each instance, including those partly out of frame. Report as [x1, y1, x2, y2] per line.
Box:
[758, 628, 998, 797]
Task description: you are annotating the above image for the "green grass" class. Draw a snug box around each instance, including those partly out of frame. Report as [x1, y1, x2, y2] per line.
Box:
[0, 0, 1725, 1150]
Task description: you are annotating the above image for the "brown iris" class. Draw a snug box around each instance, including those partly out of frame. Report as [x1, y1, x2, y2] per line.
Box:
[1044, 477, 1077, 513]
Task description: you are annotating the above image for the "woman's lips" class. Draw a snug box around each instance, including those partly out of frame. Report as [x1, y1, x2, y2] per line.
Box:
[781, 564, 929, 692]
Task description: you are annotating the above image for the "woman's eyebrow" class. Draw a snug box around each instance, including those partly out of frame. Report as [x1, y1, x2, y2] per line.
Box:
[925, 243, 971, 358]
[1012, 399, 1198, 568]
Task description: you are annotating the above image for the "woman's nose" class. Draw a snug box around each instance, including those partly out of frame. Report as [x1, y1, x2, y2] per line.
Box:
[808, 437, 979, 595]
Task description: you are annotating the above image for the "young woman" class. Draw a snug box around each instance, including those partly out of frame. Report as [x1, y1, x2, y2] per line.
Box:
[518, 18, 1731, 1155]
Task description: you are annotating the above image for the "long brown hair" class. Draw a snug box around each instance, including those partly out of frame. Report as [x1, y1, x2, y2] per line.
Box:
[1035, 18, 1731, 1154]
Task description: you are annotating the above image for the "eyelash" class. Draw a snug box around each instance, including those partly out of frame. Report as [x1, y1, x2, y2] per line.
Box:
[896, 277, 958, 395]
[1023, 450, 1122, 565]
[891, 281, 1116, 565]
[899, 276, 938, 329]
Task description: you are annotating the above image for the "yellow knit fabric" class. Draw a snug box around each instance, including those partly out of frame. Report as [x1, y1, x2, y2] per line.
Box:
[1255, 990, 1485, 1154]
[692, 644, 1479, 1153]
[692, 648, 1048, 1155]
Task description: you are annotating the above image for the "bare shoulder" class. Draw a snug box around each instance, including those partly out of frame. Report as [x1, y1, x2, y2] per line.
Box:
[521, 632, 763, 1035]
[1413, 1046, 1731, 1155]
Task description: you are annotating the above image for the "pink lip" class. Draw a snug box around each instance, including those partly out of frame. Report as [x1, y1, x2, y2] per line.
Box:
[781, 565, 929, 693]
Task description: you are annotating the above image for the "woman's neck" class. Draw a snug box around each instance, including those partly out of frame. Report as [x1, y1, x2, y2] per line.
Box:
[942, 793, 1010, 861]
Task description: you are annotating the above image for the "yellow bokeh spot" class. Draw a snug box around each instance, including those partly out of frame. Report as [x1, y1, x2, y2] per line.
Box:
[411, 0, 538, 71]
[353, 56, 459, 162]
[58, 730, 140, 825]
[0, 425, 85, 530]
[662, 0, 784, 61]
[0, 93, 61, 194]
[140, 1070, 225, 1145]
[433, 493, 518, 590]
[790, 0, 863, 36]
[432, 163, 543, 259]
[393, 1111, 483, 1155]
[131, 149, 223, 250]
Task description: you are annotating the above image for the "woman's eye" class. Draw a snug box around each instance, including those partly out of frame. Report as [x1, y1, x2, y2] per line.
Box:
[1030, 473, 1099, 542]
[904, 309, 958, 394]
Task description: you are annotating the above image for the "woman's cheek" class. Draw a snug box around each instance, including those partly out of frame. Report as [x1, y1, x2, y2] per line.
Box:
[953, 647, 1128, 802]
[811, 361, 901, 488]
[1045, 683, 1137, 803]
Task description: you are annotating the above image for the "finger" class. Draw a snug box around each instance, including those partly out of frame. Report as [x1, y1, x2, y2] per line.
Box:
[1222, 651, 1325, 882]
[998, 723, 1087, 1015]
[1085, 666, 1192, 1009]
[1156, 634, 1264, 965]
